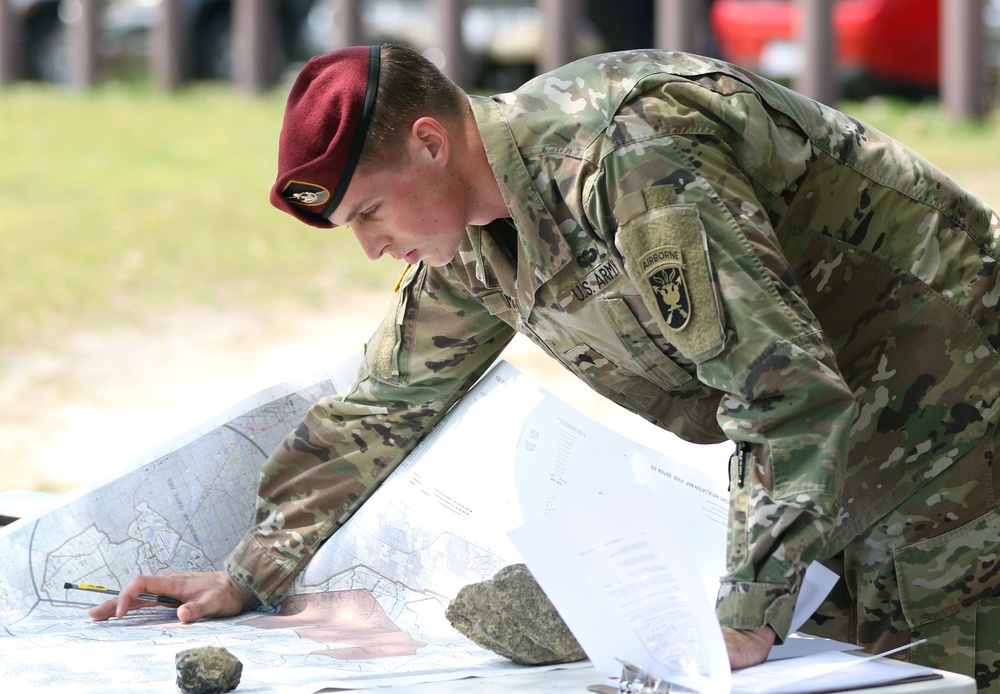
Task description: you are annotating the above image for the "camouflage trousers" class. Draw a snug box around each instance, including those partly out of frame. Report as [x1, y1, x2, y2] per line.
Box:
[803, 426, 1000, 690]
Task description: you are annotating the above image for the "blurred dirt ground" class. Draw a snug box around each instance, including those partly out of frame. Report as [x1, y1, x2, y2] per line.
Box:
[0, 293, 388, 494]
[1, 289, 672, 496]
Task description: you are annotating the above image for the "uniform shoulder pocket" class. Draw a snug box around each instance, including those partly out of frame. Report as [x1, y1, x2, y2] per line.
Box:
[366, 263, 423, 384]
[614, 186, 726, 362]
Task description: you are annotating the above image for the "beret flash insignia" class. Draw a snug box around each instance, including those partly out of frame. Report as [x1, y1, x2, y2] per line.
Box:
[282, 180, 330, 207]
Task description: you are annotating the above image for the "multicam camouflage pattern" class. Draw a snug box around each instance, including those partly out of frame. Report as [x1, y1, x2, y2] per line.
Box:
[228, 49, 1000, 682]
[225, 268, 516, 602]
[806, 427, 1000, 686]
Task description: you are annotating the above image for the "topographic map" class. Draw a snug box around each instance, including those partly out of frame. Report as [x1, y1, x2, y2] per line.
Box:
[0, 358, 729, 692]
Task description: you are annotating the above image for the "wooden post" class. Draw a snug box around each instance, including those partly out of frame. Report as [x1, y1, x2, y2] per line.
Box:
[0, 0, 21, 84]
[234, 0, 281, 93]
[66, 0, 101, 88]
[151, 0, 186, 89]
[430, 0, 469, 89]
[537, 0, 583, 74]
[941, 0, 987, 120]
[795, 0, 839, 105]
[654, 0, 699, 53]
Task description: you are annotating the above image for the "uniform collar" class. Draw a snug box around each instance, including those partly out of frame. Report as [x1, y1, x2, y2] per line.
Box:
[468, 94, 574, 314]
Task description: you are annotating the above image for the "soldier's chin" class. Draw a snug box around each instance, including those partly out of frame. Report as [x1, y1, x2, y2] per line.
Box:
[423, 251, 458, 267]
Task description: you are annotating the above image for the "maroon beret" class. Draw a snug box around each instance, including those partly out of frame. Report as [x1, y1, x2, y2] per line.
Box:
[270, 45, 381, 228]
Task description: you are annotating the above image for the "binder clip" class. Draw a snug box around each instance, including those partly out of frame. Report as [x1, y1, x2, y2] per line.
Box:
[617, 659, 689, 693]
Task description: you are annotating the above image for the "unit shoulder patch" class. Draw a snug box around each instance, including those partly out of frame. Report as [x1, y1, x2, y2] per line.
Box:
[640, 246, 690, 330]
[615, 198, 725, 362]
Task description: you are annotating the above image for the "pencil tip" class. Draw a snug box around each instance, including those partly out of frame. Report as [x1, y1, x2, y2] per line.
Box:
[63, 582, 72, 589]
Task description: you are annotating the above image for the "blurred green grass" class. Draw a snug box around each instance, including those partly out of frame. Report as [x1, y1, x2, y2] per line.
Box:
[0, 80, 399, 353]
[2, 83, 1000, 353]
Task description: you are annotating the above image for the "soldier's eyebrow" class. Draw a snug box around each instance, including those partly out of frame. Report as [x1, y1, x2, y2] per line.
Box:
[329, 200, 365, 227]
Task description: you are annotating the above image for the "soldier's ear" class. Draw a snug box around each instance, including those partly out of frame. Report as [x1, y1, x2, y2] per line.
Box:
[409, 117, 450, 165]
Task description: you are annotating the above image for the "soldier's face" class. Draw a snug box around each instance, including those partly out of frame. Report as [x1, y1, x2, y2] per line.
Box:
[328, 128, 469, 267]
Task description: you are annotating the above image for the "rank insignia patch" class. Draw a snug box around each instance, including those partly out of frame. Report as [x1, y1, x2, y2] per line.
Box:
[281, 180, 330, 207]
[642, 246, 691, 331]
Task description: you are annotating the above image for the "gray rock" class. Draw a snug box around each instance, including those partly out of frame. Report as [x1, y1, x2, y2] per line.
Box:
[175, 646, 243, 694]
[445, 563, 587, 665]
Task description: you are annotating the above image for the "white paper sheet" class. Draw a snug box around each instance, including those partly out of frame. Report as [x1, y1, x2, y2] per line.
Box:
[731, 649, 935, 694]
[767, 562, 851, 660]
[508, 480, 932, 694]
[509, 484, 732, 694]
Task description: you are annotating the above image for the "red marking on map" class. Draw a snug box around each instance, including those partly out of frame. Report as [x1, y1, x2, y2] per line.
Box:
[240, 589, 428, 659]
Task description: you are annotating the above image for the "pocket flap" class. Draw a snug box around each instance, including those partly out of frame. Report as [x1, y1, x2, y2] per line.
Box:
[894, 506, 1000, 628]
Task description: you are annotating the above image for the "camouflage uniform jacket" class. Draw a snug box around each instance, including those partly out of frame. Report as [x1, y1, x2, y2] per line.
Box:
[227, 51, 1000, 641]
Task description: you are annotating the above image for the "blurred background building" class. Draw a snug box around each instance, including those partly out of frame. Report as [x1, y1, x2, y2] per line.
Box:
[0, 1, 996, 112]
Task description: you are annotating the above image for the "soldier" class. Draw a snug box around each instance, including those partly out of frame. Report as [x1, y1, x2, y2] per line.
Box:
[90, 44, 1000, 685]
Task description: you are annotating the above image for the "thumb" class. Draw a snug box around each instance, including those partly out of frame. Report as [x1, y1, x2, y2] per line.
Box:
[176, 600, 206, 623]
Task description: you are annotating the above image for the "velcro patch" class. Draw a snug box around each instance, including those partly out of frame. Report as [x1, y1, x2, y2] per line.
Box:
[616, 197, 725, 362]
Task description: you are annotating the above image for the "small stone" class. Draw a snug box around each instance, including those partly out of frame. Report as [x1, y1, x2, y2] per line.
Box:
[446, 563, 586, 665]
[175, 646, 243, 694]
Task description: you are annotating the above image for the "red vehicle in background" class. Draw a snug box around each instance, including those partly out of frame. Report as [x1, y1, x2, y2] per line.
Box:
[710, 0, 941, 94]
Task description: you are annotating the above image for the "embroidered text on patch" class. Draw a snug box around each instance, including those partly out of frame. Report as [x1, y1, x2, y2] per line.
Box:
[642, 246, 691, 331]
[556, 257, 622, 311]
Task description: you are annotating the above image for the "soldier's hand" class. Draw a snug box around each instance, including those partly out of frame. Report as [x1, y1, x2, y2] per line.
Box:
[723, 625, 776, 669]
[87, 570, 253, 623]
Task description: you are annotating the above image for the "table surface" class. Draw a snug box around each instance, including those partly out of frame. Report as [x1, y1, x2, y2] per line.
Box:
[330, 662, 978, 693]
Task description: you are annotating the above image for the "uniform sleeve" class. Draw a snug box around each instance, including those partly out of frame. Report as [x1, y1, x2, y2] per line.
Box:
[226, 262, 516, 606]
[586, 90, 857, 641]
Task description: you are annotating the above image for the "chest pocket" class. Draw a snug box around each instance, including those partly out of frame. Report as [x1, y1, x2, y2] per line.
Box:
[599, 297, 693, 388]
[557, 293, 695, 409]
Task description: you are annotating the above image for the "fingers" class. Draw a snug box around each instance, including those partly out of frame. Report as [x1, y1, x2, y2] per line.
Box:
[85, 571, 251, 624]
[86, 592, 158, 621]
[87, 596, 123, 622]
[119, 575, 179, 617]
[84, 575, 173, 621]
